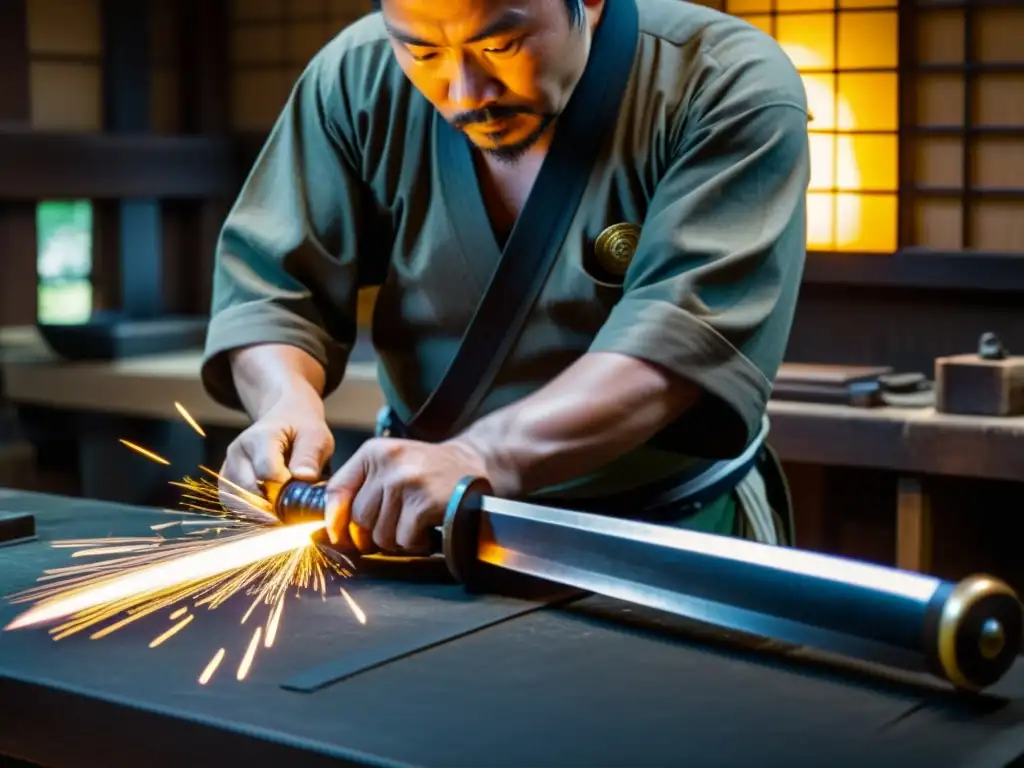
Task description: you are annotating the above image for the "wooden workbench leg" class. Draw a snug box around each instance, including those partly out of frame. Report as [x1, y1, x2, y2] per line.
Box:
[896, 476, 933, 573]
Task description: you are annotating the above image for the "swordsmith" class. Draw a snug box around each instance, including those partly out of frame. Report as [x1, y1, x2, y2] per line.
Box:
[271, 476, 1022, 693]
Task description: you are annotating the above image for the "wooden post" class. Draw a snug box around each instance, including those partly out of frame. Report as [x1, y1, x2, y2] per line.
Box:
[0, 0, 38, 328]
[101, 0, 163, 320]
[896, 475, 933, 573]
[178, 0, 231, 315]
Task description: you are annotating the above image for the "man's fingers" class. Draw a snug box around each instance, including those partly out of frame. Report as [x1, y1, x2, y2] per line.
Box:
[372, 486, 402, 552]
[244, 433, 291, 486]
[323, 486, 354, 547]
[218, 457, 268, 521]
[395, 504, 436, 554]
[288, 424, 334, 480]
[324, 447, 370, 542]
[349, 483, 383, 539]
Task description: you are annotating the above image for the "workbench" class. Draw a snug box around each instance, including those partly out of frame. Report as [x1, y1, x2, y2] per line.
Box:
[0, 489, 1023, 767]
[3, 327, 1024, 575]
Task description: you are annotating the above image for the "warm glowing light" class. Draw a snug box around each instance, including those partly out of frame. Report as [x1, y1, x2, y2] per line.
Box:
[778, 44, 863, 250]
[738, 6, 899, 253]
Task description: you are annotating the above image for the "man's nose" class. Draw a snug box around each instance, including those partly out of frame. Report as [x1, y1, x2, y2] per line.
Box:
[447, 54, 499, 110]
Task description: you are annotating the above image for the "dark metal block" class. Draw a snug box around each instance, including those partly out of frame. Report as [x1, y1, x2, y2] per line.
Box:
[0, 511, 35, 546]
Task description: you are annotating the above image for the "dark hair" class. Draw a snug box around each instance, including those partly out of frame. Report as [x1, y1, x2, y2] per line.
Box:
[371, 0, 585, 26]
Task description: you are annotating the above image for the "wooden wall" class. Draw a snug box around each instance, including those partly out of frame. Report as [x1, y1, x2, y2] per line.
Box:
[3, 0, 1022, 349]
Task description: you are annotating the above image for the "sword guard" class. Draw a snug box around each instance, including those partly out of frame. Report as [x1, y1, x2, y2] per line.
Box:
[442, 476, 570, 601]
[442, 475, 493, 590]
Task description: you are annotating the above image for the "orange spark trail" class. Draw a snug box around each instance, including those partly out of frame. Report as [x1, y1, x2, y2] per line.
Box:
[199, 648, 226, 685]
[119, 440, 170, 466]
[175, 401, 207, 437]
[5, 522, 324, 630]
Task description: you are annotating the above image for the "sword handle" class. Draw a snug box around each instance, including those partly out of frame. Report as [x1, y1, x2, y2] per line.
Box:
[271, 479, 443, 556]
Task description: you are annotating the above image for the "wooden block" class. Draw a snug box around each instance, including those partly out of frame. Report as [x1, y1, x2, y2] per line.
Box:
[934, 353, 1024, 416]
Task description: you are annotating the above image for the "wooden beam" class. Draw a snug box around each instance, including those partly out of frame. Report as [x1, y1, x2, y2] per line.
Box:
[802, 250, 1024, 293]
[0, 129, 242, 200]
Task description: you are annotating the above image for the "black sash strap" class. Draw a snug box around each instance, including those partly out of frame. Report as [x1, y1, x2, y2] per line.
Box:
[399, 0, 640, 443]
[534, 417, 769, 523]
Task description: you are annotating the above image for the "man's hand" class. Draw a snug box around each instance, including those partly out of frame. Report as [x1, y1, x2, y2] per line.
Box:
[324, 438, 489, 553]
[219, 381, 335, 519]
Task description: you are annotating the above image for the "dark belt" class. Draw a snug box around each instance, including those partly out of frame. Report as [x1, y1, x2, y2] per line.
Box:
[375, 406, 767, 524]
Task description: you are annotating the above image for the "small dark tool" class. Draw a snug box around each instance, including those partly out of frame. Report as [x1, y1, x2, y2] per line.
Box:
[273, 477, 1023, 692]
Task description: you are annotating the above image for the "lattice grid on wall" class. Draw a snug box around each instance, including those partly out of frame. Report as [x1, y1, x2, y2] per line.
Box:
[906, 0, 1024, 254]
[228, 0, 374, 131]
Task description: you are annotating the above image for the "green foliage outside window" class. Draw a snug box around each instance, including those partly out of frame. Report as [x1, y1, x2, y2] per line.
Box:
[36, 200, 93, 325]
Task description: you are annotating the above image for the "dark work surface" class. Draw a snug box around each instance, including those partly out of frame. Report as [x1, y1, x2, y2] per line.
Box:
[0, 490, 1023, 768]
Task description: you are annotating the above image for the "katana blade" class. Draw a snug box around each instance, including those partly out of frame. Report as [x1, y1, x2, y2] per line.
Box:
[442, 477, 1022, 692]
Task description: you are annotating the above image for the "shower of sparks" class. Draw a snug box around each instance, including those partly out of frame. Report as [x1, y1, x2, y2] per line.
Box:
[3, 402, 369, 686]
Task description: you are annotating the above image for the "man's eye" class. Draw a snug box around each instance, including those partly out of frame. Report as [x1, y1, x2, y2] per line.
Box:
[406, 47, 437, 62]
[484, 38, 523, 56]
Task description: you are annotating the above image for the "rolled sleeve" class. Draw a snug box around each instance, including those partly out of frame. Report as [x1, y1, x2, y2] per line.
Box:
[590, 48, 811, 458]
[202, 297, 352, 412]
[200, 47, 371, 411]
[590, 296, 771, 458]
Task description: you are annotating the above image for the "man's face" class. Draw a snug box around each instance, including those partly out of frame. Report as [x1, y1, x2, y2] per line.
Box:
[380, 0, 597, 161]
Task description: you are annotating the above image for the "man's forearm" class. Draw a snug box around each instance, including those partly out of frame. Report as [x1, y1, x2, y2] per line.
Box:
[448, 352, 701, 498]
[229, 343, 327, 420]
